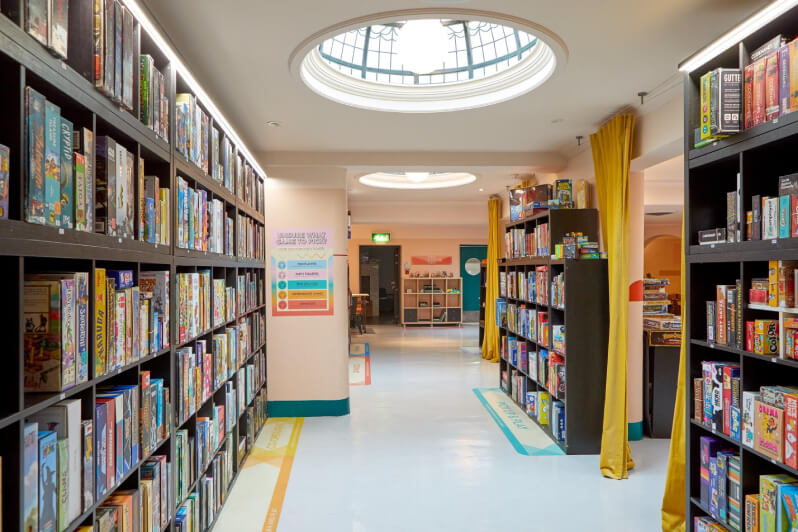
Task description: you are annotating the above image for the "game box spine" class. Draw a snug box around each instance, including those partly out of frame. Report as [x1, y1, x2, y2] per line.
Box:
[60, 117, 73, 229]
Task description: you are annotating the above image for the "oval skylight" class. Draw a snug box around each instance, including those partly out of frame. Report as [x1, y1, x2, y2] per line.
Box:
[359, 172, 477, 189]
[299, 17, 561, 113]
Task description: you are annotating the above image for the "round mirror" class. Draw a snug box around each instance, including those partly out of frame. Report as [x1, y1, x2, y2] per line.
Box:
[464, 258, 481, 276]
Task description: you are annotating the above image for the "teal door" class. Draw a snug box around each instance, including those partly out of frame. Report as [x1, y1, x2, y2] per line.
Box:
[460, 244, 487, 314]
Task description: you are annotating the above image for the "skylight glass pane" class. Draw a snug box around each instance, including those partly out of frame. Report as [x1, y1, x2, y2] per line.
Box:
[318, 19, 542, 86]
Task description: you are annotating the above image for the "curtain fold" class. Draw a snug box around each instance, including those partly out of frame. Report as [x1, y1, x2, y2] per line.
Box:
[482, 197, 501, 363]
[661, 213, 687, 532]
[591, 113, 636, 480]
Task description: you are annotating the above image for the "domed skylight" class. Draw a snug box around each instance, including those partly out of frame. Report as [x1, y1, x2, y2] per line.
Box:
[319, 20, 539, 84]
[298, 17, 560, 113]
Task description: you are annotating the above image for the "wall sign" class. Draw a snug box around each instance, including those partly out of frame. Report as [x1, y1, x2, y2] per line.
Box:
[371, 232, 391, 243]
[411, 255, 453, 266]
[271, 229, 334, 316]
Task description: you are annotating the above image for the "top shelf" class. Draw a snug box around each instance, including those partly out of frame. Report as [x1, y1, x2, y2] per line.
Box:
[688, 110, 798, 169]
[504, 209, 551, 227]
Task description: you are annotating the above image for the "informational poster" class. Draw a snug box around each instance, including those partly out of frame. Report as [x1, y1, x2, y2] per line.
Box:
[270, 229, 333, 316]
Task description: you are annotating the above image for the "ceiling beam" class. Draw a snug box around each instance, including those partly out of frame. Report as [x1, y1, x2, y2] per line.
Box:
[258, 151, 567, 172]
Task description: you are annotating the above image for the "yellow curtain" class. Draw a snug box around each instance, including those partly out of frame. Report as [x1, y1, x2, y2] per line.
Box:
[661, 213, 687, 531]
[482, 197, 501, 363]
[591, 113, 636, 479]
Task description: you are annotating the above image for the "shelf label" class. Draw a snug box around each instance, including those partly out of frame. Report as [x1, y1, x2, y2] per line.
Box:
[61, 62, 67, 70]
[59, 393, 65, 400]
[773, 239, 778, 244]
[710, 244, 715, 248]
[118, 238, 122, 244]
[58, 228, 64, 235]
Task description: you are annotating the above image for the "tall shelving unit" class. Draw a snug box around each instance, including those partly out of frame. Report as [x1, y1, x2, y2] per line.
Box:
[479, 261, 487, 347]
[0, 4, 267, 531]
[497, 208, 609, 454]
[682, 7, 798, 526]
[401, 277, 462, 327]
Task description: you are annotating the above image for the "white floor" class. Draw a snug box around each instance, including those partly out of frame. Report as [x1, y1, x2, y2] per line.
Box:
[222, 324, 672, 532]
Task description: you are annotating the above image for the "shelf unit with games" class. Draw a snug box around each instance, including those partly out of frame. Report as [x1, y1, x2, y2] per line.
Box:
[401, 277, 462, 326]
[0, 3, 267, 532]
[496, 208, 609, 454]
[683, 6, 798, 529]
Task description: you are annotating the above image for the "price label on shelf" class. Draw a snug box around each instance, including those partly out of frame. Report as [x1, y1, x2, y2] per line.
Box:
[710, 244, 715, 248]
[118, 238, 122, 244]
[58, 228, 64, 235]
[773, 458, 778, 465]
[59, 393, 65, 400]
[773, 239, 778, 245]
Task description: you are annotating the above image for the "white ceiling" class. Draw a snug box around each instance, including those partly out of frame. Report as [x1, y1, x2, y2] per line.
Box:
[140, 0, 764, 207]
[141, 0, 763, 153]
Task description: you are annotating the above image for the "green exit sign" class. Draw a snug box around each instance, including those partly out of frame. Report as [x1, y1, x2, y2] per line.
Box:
[372, 232, 391, 243]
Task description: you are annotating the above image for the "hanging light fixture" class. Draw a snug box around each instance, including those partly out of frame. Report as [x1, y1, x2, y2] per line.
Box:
[395, 20, 451, 74]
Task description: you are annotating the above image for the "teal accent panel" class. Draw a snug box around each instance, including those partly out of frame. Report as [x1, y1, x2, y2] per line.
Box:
[628, 421, 644, 441]
[268, 398, 350, 418]
[460, 244, 487, 312]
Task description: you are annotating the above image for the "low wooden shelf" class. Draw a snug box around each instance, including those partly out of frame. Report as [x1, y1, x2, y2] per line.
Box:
[401, 277, 462, 327]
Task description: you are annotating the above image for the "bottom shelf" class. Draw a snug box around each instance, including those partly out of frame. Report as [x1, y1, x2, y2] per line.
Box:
[499, 386, 567, 454]
[403, 322, 462, 327]
[202, 417, 269, 532]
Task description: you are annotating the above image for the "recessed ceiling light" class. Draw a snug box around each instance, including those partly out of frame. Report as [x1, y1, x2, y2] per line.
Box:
[266, 121, 282, 127]
[551, 118, 564, 124]
[359, 172, 477, 190]
[479, 188, 484, 192]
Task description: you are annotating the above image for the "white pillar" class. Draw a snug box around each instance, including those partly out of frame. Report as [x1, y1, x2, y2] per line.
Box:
[627, 171, 645, 441]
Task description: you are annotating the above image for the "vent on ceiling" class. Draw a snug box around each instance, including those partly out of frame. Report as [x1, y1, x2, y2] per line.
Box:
[646, 211, 673, 217]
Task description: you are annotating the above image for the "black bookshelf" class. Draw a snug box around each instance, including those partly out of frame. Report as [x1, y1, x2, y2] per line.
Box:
[683, 6, 798, 526]
[0, 4, 268, 532]
[479, 261, 486, 347]
[497, 208, 609, 454]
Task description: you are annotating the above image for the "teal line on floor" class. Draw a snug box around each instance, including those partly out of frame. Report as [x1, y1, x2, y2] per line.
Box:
[472, 388, 564, 456]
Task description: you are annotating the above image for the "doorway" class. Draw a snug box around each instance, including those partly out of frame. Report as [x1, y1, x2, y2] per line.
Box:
[359, 245, 401, 324]
[460, 244, 487, 323]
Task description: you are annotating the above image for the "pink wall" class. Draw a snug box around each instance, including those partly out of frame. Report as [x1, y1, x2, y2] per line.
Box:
[348, 224, 487, 289]
[266, 186, 349, 404]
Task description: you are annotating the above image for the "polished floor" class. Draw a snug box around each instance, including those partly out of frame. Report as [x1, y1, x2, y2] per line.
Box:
[221, 325, 670, 532]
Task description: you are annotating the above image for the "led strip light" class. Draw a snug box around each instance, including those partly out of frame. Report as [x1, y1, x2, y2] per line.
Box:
[120, 0, 267, 178]
[679, 0, 798, 72]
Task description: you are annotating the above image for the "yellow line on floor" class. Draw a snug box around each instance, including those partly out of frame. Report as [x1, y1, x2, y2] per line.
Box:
[262, 417, 304, 532]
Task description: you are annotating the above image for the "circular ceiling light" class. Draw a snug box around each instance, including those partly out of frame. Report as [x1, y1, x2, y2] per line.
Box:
[359, 172, 476, 189]
[293, 11, 567, 113]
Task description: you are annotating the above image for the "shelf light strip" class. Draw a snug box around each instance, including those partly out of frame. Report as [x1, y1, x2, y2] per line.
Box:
[120, 0, 267, 178]
[679, 0, 798, 72]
